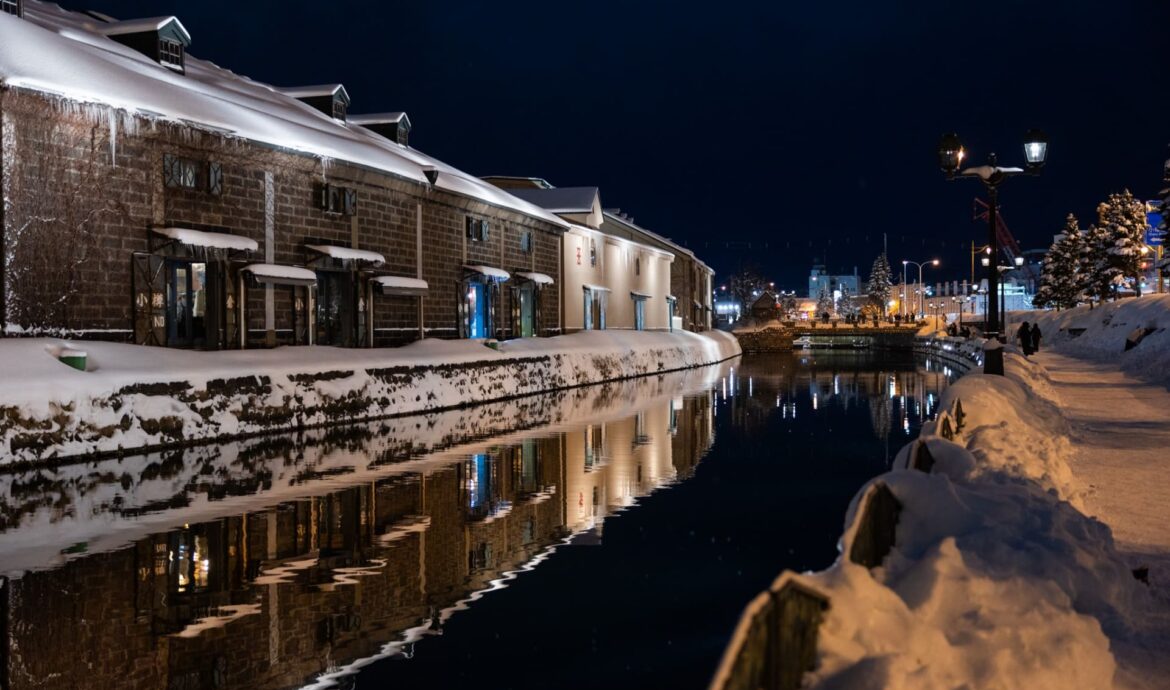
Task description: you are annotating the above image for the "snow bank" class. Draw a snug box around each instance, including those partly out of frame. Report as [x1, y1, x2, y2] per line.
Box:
[0, 330, 739, 464]
[717, 350, 1159, 690]
[1026, 295, 1170, 388]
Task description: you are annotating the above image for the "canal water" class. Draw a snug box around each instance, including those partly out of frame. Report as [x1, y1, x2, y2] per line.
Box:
[0, 351, 955, 690]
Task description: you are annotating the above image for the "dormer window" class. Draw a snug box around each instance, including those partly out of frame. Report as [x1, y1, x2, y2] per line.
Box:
[1, 0, 22, 18]
[100, 16, 192, 74]
[279, 84, 351, 122]
[349, 112, 412, 146]
[159, 39, 183, 71]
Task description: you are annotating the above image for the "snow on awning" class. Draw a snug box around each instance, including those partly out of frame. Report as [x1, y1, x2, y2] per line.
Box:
[515, 272, 554, 285]
[243, 263, 317, 287]
[582, 284, 611, 293]
[630, 291, 652, 300]
[373, 275, 429, 296]
[305, 244, 385, 265]
[153, 227, 258, 252]
[464, 265, 510, 282]
[666, 295, 678, 301]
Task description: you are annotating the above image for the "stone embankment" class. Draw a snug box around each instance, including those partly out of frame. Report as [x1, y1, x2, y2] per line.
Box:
[0, 330, 740, 466]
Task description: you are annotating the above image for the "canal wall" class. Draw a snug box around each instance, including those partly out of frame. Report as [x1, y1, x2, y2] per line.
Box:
[912, 335, 984, 374]
[0, 330, 740, 466]
[710, 349, 1150, 690]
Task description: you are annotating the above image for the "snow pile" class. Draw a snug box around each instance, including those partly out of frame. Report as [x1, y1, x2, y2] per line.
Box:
[1026, 295, 1170, 388]
[736, 354, 1160, 689]
[922, 351, 1085, 508]
[806, 469, 1136, 690]
[0, 329, 739, 464]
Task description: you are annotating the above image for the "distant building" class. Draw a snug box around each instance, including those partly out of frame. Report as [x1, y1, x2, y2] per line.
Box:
[808, 265, 861, 306]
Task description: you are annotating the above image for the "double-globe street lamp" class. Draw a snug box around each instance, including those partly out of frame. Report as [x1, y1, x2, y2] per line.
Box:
[938, 129, 1048, 345]
[902, 258, 939, 320]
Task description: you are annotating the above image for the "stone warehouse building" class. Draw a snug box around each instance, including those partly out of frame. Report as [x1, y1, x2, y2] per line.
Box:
[0, 2, 568, 349]
[486, 176, 714, 333]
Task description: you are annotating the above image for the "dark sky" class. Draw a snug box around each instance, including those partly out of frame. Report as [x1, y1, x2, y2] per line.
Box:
[67, 0, 1170, 288]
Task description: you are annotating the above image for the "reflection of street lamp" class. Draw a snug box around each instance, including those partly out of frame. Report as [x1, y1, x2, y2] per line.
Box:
[903, 259, 939, 319]
[939, 129, 1048, 346]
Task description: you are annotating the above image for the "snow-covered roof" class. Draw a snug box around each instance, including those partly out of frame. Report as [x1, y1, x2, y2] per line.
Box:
[278, 83, 350, 103]
[372, 275, 428, 295]
[243, 263, 317, 286]
[514, 271, 554, 285]
[153, 226, 258, 252]
[507, 187, 600, 214]
[464, 265, 510, 281]
[305, 244, 384, 264]
[0, 3, 570, 231]
[348, 112, 409, 125]
[98, 16, 190, 43]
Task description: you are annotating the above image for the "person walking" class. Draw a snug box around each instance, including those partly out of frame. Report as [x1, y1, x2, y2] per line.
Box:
[1030, 323, 1042, 354]
[1017, 321, 1033, 356]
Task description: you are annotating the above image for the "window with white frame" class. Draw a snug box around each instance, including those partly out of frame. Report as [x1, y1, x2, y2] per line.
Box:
[159, 39, 184, 71]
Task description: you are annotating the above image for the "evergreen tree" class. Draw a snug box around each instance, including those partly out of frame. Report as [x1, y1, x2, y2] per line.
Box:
[866, 253, 893, 316]
[1083, 222, 1117, 306]
[1035, 214, 1086, 310]
[1096, 190, 1148, 297]
[815, 286, 834, 318]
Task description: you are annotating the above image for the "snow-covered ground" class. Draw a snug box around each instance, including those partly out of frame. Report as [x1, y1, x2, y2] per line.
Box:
[715, 300, 1170, 689]
[787, 349, 1170, 689]
[0, 330, 739, 464]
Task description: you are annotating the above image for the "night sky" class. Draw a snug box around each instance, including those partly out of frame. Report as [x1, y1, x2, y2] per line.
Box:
[66, 0, 1170, 288]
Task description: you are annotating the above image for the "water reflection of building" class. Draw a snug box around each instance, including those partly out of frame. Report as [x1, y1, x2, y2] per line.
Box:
[0, 394, 716, 690]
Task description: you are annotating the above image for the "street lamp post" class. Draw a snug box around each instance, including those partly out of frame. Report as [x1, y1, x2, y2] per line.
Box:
[938, 130, 1048, 345]
[903, 259, 939, 320]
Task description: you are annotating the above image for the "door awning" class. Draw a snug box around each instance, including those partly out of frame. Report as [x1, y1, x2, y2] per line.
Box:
[243, 263, 317, 287]
[514, 271, 554, 285]
[630, 290, 652, 300]
[464, 265, 510, 282]
[153, 226, 258, 252]
[305, 244, 386, 265]
[373, 275, 429, 296]
[583, 283, 611, 293]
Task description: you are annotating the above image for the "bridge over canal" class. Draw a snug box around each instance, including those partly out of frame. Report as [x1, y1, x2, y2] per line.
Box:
[732, 323, 921, 353]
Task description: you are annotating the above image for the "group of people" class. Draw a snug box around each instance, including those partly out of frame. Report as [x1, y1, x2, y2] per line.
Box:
[1017, 321, 1043, 356]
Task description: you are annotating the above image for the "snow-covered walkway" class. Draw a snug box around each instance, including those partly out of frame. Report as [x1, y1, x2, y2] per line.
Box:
[1036, 350, 1170, 688]
[1037, 351, 1170, 556]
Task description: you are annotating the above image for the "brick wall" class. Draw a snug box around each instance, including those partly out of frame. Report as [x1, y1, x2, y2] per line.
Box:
[0, 88, 562, 346]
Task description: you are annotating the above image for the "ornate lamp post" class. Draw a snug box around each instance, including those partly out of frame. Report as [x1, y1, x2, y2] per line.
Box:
[938, 129, 1048, 343]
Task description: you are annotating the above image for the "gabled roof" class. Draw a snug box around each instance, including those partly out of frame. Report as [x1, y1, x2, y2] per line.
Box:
[0, 2, 569, 231]
[99, 16, 191, 44]
[278, 83, 350, 105]
[506, 186, 599, 214]
[348, 112, 409, 126]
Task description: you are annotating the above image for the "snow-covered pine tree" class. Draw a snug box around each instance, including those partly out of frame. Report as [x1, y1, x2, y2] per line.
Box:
[1083, 222, 1118, 306]
[815, 286, 834, 319]
[866, 253, 893, 316]
[1035, 214, 1086, 310]
[1096, 190, 1148, 297]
